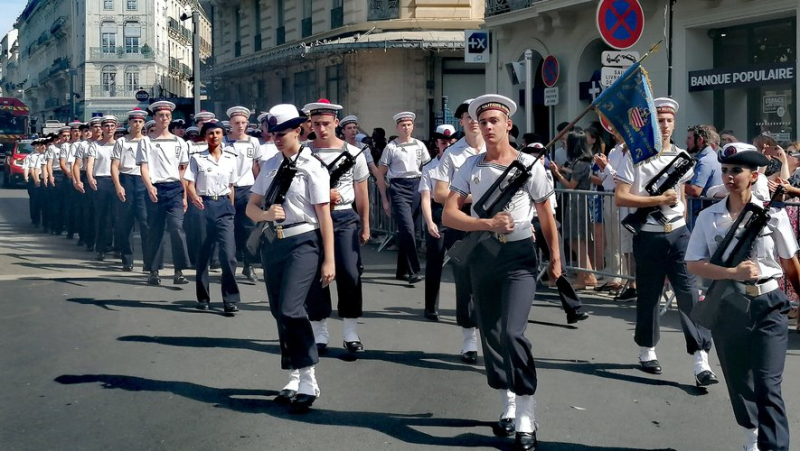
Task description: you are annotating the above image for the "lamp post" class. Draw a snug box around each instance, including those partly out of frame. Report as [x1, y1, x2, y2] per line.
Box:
[181, 6, 201, 115]
[69, 69, 76, 121]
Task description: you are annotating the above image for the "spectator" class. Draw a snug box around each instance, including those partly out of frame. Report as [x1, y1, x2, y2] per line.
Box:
[586, 127, 606, 274]
[719, 129, 738, 145]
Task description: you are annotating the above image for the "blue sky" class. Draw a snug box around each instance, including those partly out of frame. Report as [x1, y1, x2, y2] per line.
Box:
[0, 0, 25, 38]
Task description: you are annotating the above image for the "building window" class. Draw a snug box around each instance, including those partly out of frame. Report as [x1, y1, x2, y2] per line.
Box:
[293, 69, 317, 107]
[331, 0, 344, 29]
[126, 0, 137, 10]
[102, 65, 117, 96]
[302, 0, 312, 38]
[104, 0, 114, 10]
[101, 22, 117, 54]
[276, 0, 285, 45]
[234, 7, 241, 57]
[125, 67, 139, 93]
[254, 0, 262, 51]
[124, 21, 141, 53]
[326, 64, 344, 104]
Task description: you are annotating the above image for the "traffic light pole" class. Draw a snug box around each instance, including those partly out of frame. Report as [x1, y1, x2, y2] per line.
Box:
[192, 10, 201, 115]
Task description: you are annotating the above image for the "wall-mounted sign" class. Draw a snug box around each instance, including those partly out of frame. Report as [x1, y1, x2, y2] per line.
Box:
[465, 30, 489, 63]
[601, 67, 626, 87]
[602, 51, 639, 67]
[763, 95, 787, 114]
[688, 62, 795, 92]
[544, 87, 559, 106]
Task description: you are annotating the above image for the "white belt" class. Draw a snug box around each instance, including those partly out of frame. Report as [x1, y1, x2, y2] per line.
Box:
[274, 222, 317, 239]
[333, 203, 352, 211]
[495, 228, 533, 243]
[739, 278, 780, 297]
[640, 218, 686, 233]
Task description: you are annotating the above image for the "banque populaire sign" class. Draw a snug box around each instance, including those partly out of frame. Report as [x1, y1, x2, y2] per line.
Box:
[688, 62, 795, 92]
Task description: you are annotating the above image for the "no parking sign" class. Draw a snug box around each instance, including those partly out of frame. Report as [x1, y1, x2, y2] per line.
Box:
[596, 0, 645, 50]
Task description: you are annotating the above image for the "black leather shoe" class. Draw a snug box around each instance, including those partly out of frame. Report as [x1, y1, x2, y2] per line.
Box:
[407, 273, 424, 284]
[424, 310, 440, 321]
[493, 418, 515, 437]
[196, 301, 210, 311]
[275, 389, 296, 404]
[289, 393, 316, 413]
[242, 265, 258, 283]
[461, 351, 478, 364]
[95, 252, 105, 262]
[65, 233, 74, 240]
[122, 265, 133, 272]
[316, 343, 328, 355]
[147, 271, 161, 286]
[209, 261, 221, 271]
[695, 370, 719, 387]
[640, 359, 662, 374]
[223, 303, 239, 315]
[343, 340, 364, 353]
[566, 311, 589, 324]
[173, 273, 188, 285]
[615, 288, 637, 302]
[395, 273, 410, 281]
[514, 431, 538, 450]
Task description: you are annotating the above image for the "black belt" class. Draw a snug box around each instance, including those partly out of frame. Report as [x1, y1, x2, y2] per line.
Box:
[201, 194, 230, 201]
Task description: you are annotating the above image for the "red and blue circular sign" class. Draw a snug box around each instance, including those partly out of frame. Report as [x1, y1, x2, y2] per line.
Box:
[541, 55, 559, 88]
[596, 0, 645, 50]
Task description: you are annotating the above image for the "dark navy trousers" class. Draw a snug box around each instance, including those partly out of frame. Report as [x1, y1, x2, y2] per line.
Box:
[234, 185, 255, 267]
[92, 177, 117, 254]
[144, 181, 190, 272]
[195, 197, 240, 305]
[79, 172, 96, 249]
[388, 177, 421, 277]
[115, 174, 150, 268]
[261, 229, 322, 370]
[49, 172, 67, 233]
[26, 179, 40, 225]
[713, 289, 790, 451]
[632, 227, 712, 354]
[307, 209, 363, 320]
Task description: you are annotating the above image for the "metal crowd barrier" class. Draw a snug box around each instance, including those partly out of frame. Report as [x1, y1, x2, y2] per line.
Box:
[366, 177, 426, 251]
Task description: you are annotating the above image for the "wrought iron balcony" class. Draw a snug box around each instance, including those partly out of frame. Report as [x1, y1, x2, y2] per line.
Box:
[367, 0, 399, 21]
[89, 85, 137, 98]
[90, 47, 158, 61]
[486, 0, 543, 17]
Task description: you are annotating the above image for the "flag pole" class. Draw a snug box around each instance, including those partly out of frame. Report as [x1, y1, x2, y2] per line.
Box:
[541, 40, 663, 151]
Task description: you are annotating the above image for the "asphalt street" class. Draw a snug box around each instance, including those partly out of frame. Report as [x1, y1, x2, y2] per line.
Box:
[1, 185, 799, 451]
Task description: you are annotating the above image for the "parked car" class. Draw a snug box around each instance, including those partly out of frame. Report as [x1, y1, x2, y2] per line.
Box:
[3, 139, 35, 188]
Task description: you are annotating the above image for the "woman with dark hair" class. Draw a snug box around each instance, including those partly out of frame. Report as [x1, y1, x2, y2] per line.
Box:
[549, 130, 597, 288]
[586, 126, 613, 287]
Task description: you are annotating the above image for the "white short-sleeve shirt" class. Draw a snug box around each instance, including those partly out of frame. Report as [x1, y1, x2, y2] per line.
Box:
[111, 136, 144, 176]
[685, 196, 799, 280]
[87, 141, 116, 177]
[187, 141, 208, 155]
[419, 157, 440, 194]
[614, 145, 693, 225]
[250, 148, 331, 226]
[311, 142, 369, 206]
[430, 137, 485, 184]
[46, 145, 62, 172]
[378, 138, 431, 179]
[183, 151, 237, 197]
[22, 153, 40, 170]
[225, 136, 263, 187]
[136, 136, 190, 184]
[450, 152, 554, 236]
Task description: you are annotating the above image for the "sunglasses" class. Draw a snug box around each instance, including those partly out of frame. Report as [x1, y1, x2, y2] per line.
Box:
[721, 166, 747, 175]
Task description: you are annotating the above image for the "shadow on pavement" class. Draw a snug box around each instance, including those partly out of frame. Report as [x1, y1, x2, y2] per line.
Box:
[65, 298, 223, 314]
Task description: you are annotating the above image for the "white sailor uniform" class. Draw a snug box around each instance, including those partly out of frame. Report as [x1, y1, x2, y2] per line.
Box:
[112, 136, 150, 269]
[87, 140, 118, 256]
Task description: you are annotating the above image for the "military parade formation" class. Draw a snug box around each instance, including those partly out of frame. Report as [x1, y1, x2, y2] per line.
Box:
[12, 88, 798, 451]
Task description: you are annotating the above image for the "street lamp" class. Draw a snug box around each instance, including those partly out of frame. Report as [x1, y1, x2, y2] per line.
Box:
[66, 68, 76, 121]
[180, 5, 201, 115]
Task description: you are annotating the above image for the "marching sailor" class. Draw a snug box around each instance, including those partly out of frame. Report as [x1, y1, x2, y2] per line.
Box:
[377, 111, 431, 284]
[185, 121, 241, 315]
[430, 99, 483, 362]
[246, 104, 335, 413]
[86, 116, 121, 261]
[341, 114, 381, 181]
[613, 97, 717, 385]
[111, 108, 151, 271]
[224, 106, 264, 283]
[136, 101, 192, 286]
[304, 99, 370, 354]
[22, 140, 44, 227]
[686, 143, 794, 451]
[45, 127, 71, 235]
[442, 95, 561, 450]
[62, 121, 82, 239]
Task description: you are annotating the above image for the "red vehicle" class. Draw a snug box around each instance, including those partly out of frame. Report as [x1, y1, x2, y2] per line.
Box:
[3, 139, 35, 187]
[0, 98, 30, 174]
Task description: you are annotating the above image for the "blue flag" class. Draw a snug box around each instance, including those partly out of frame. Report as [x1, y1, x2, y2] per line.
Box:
[594, 62, 662, 165]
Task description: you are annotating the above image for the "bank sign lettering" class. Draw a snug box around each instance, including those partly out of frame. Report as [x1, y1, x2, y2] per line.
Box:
[465, 30, 489, 63]
[688, 62, 795, 92]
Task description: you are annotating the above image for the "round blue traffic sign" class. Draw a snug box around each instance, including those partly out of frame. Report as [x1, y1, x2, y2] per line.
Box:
[596, 0, 645, 50]
[542, 55, 559, 88]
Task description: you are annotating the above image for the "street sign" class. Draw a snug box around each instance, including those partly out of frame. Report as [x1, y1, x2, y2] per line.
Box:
[544, 87, 559, 106]
[601, 50, 639, 67]
[135, 90, 149, 102]
[596, 0, 645, 50]
[542, 55, 560, 88]
[601, 67, 626, 87]
[464, 30, 489, 63]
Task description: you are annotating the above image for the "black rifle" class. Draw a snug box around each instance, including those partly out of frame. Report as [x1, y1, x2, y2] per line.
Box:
[691, 186, 784, 328]
[326, 146, 366, 188]
[245, 148, 303, 254]
[621, 152, 696, 235]
[448, 152, 545, 266]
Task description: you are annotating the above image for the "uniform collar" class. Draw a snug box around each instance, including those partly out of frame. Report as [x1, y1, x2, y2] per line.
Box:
[707, 195, 763, 215]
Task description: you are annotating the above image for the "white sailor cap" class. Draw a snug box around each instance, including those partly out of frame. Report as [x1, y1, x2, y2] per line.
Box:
[718, 142, 770, 166]
[101, 115, 118, 125]
[149, 100, 176, 113]
[184, 126, 200, 136]
[115, 126, 127, 133]
[58, 126, 71, 133]
[393, 111, 416, 123]
[89, 117, 103, 125]
[433, 124, 456, 139]
[194, 110, 216, 122]
[468, 94, 517, 120]
[266, 104, 308, 133]
[221, 120, 231, 127]
[127, 107, 148, 120]
[144, 120, 156, 129]
[68, 121, 83, 129]
[303, 99, 343, 117]
[454, 99, 474, 119]
[340, 115, 359, 126]
[355, 133, 367, 143]
[654, 97, 679, 115]
[257, 112, 270, 123]
[226, 106, 251, 119]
